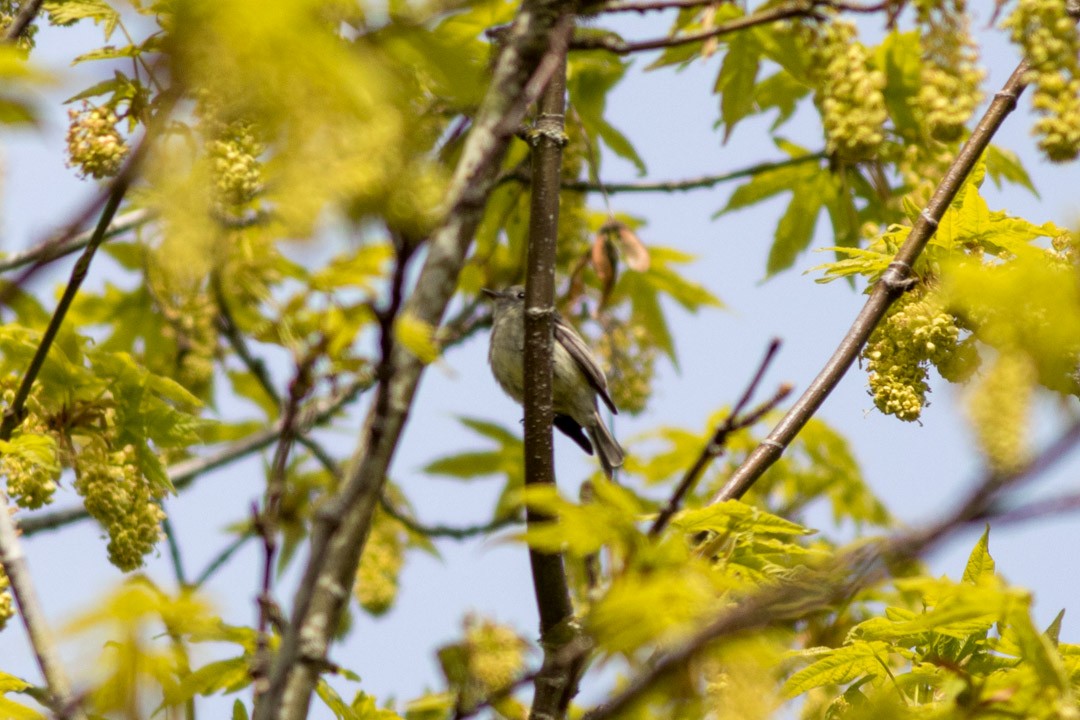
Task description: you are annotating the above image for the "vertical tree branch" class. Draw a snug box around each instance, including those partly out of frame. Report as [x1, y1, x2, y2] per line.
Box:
[710, 58, 1033, 504]
[521, 16, 581, 720]
[252, 0, 580, 715]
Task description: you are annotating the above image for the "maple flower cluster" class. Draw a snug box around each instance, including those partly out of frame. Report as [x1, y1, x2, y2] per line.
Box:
[967, 353, 1036, 473]
[806, 18, 888, 162]
[353, 512, 404, 615]
[915, 0, 984, 143]
[1006, 0, 1080, 161]
[65, 102, 129, 179]
[863, 290, 973, 422]
[74, 440, 165, 572]
[207, 120, 265, 208]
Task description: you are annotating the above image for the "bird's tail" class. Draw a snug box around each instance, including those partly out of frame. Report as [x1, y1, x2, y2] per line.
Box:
[589, 411, 626, 479]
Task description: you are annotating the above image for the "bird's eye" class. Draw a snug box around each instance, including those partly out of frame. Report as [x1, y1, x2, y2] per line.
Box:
[516, 291, 525, 300]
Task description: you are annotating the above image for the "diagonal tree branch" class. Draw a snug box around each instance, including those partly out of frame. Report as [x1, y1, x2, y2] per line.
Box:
[710, 58, 1034, 505]
[2, 0, 45, 43]
[0, 150, 133, 720]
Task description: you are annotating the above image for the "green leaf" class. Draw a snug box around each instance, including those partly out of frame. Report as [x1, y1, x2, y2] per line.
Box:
[317, 679, 359, 720]
[782, 641, 893, 697]
[164, 657, 252, 705]
[232, 700, 250, 720]
[311, 243, 393, 292]
[874, 30, 922, 140]
[73, 44, 141, 64]
[569, 52, 645, 174]
[423, 451, 506, 478]
[768, 182, 824, 275]
[985, 144, 1038, 196]
[1045, 609, 1065, 646]
[962, 526, 995, 584]
[44, 0, 120, 37]
[394, 313, 440, 364]
[715, 29, 761, 140]
[673, 500, 813, 537]
[228, 369, 280, 420]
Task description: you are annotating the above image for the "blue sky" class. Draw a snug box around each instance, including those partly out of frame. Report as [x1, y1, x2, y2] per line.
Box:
[3, 5, 1080, 718]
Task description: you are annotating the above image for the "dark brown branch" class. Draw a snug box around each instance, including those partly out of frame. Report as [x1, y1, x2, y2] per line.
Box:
[569, 0, 821, 54]
[649, 340, 789, 537]
[0, 181, 127, 439]
[584, 420, 1080, 720]
[252, 355, 315, 702]
[710, 58, 1035, 505]
[2, 0, 45, 42]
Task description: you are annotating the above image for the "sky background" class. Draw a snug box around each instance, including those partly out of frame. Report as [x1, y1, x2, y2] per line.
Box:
[3, 5, 1080, 719]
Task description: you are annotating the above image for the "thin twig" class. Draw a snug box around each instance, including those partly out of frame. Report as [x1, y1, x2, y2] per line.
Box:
[379, 496, 523, 539]
[0, 112, 160, 311]
[503, 153, 825, 194]
[583, 421, 1080, 720]
[252, 354, 316, 702]
[589, 0, 737, 14]
[650, 340, 789, 537]
[570, 0, 822, 54]
[162, 516, 189, 586]
[710, 58, 1035, 505]
[193, 533, 253, 588]
[0, 209, 152, 275]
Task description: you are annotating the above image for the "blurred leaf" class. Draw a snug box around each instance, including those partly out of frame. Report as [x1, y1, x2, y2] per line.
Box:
[394, 313, 440, 364]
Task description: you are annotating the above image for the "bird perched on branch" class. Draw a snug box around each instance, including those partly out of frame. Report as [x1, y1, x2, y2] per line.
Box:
[483, 286, 625, 477]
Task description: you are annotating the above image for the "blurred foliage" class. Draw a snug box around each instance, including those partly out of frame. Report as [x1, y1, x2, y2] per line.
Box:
[0, 0, 1078, 718]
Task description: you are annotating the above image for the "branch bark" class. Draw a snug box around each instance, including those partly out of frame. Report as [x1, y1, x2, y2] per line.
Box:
[710, 58, 1033, 504]
[251, 0, 581, 716]
[520, 17, 584, 720]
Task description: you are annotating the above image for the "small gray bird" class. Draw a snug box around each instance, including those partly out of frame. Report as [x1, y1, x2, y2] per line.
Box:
[483, 286, 626, 477]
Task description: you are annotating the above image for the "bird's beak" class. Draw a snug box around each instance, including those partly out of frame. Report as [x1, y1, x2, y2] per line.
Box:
[481, 288, 500, 300]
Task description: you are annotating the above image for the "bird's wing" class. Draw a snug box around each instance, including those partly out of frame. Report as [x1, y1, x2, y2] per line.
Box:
[554, 316, 618, 415]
